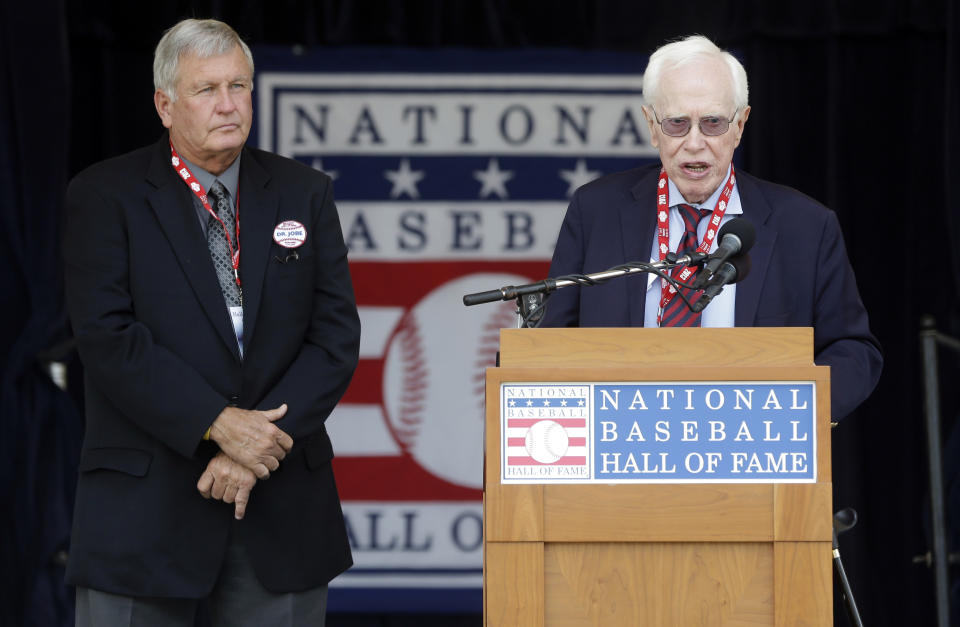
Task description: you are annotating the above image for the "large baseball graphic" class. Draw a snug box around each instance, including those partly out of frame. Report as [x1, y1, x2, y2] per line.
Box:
[382, 273, 528, 489]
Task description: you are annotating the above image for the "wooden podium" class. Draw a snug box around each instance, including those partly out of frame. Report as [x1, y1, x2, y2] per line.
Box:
[483, 327, 832, 626]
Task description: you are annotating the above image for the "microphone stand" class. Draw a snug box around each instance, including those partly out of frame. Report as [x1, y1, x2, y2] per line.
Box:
[833, 508, 864, 627]
[462, 253, 708, 328]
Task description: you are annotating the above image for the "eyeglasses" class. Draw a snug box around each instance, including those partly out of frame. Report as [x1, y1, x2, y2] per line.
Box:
[650, 106, 739, 137]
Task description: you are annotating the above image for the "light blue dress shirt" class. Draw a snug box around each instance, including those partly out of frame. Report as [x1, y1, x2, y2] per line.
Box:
[644, 167, 742, 328]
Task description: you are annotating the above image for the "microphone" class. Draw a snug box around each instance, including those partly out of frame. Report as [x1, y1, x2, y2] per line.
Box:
[690, 253, 751, 313]
[694, 218, 756, 288]
[664, 250, 709, 268]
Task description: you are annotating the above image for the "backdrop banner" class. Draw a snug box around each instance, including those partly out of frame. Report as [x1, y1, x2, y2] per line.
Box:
[254, 46, 653, 612]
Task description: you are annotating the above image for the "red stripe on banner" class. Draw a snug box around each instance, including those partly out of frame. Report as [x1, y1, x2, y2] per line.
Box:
[507, 456, 588, 466]
[340, 359, 385, 404]
[506, 436, 586, 447]
[350, 260, 550, 304]
[333, 457, 482, 500]
[506, 419, 586, 428]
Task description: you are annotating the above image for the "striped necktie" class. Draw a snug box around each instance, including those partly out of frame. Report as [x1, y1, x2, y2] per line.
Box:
[660, 204, 709, 327]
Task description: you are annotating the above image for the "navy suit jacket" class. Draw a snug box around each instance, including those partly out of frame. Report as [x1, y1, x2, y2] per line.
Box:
[541, 163, 882, 419]
[62, 134, 360, 596]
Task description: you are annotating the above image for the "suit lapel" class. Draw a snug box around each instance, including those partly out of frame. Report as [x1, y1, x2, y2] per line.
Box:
[236, 148, 279, 346]
[733, 170, 776, 327]
[146, 136, 242, 360]
[621, 168, 660, 326]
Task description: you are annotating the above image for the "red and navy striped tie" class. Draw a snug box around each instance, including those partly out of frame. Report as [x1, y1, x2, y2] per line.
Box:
[660, 204, 710, 327]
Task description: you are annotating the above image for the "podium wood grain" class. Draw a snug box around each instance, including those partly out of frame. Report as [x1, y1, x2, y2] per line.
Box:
[544, 542, 774, 626]
[486, 542, 544, 627]
[774, 542, 832, 626]
[499, 327, 813, 368]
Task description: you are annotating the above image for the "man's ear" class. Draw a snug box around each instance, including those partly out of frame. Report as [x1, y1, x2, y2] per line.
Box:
[733, 105, 751, 147]
[642, 105, 660, 149]
[154, 89, 174, 129]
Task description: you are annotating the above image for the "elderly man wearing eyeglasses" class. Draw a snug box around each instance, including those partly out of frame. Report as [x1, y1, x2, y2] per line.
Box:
[540, 34, 882, 420]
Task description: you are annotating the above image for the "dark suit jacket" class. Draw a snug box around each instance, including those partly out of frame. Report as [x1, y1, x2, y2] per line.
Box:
[541, 163, 882, 419]
[62, 133, 360, 596]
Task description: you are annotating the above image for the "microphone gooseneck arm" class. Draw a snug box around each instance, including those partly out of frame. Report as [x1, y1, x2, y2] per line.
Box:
[462, 252, 708, 307]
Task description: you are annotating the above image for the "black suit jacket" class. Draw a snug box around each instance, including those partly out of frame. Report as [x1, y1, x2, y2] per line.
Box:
[63, 134, 360, 596]
[542, 163, 882, 419]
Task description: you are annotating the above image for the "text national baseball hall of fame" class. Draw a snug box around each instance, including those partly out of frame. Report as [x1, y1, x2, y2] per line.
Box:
[501, 382, 817, 484]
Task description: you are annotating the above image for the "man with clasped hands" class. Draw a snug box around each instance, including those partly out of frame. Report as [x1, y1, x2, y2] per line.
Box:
[63, 18, 359, 625]
[542, 35, 882, 419]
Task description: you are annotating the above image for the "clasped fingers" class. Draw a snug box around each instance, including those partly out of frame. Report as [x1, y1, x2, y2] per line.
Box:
[197, 453, 258, 519]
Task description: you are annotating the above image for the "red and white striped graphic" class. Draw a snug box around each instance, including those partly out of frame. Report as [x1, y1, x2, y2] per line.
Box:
[503, 385, 590, 468]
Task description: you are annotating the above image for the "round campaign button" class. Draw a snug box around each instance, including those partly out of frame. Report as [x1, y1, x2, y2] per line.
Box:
[273, 220, 307, 248]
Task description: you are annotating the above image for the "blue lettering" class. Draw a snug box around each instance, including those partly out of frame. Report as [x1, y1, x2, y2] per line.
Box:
[402, 105, 437, 145]
[348, 106, 384, 145]
[555, 105, 592, 144]
[451, 511, 483, 552]
[451, 211, 482, 250]
[499, 105, 534, 145]
[345, 211, 377, 251]
[398, 211, 426, 251]
[292, 104, 329, 144]
[504, 211, 534, 250]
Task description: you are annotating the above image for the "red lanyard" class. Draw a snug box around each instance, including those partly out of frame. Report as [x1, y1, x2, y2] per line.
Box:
[169, 143, 242, 289]
[656, 165, 735, 323]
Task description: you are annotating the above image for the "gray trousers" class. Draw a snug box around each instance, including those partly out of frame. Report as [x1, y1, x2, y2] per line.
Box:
[75, 539, 328, 627]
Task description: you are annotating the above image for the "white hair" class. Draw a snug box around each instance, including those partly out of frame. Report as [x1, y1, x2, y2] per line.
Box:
[153, 19, 254, 101]
[642, 35, 749, 112]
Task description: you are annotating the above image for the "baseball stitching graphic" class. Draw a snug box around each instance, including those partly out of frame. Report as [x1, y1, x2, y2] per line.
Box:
[382, 273, 528, 489]
[524, 420, 570, 464]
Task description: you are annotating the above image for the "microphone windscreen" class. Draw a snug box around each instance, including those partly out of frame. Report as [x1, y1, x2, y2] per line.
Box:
[728, 253, 752, 283]
[717, 218, 756, 254]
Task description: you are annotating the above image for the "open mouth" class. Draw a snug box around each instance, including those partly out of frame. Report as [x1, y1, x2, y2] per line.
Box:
[683, 162, 710, 174]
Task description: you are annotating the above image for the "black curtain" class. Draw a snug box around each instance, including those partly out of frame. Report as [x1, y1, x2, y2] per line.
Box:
[2, 1, 956, 625]
[0, 1, 84, 626]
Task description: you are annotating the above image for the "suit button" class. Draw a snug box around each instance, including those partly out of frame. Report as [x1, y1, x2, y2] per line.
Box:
[229, 395, 239, 406]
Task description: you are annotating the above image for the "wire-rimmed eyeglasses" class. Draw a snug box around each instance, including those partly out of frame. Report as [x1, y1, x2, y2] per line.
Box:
[650, 105, 740, 137]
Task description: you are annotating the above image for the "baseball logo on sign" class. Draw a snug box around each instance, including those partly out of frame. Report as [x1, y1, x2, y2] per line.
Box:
[524, 420, 570, 464]
[273, 220, 307, 248]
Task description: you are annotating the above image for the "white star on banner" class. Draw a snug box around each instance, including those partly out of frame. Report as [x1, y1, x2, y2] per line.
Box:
[385, 158, 425, 199]
[543, 400, 551, 407]
[559, 159, 602, 197]
[560, 399, 568, 406]
[526, 399, 533, 407]
[473, 158, 514, 199]
[311, 158, 339, 181]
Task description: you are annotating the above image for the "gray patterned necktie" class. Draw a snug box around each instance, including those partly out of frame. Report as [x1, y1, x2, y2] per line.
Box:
[206, 182, 242, 307]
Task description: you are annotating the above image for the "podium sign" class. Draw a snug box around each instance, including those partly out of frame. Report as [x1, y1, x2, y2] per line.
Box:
[501, 381, 817, 484]
[484, 328, 833, 626]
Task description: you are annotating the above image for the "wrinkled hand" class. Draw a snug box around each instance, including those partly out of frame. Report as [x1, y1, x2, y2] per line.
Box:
[197, 452, 257, 520]
[209, 404, 293, 479]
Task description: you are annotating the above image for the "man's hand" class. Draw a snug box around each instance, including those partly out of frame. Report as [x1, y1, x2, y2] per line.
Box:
[209, 403, 294, 479]
[197, 452, 257, 520]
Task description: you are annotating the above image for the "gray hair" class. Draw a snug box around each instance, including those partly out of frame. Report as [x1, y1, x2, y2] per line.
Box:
[153, 19, 254, 101]
[642, 35, 749, 112]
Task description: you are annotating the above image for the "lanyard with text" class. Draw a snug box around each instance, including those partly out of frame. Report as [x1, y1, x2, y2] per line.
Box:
[656, 165, 735, 324]
[169, 143, 242, 295]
